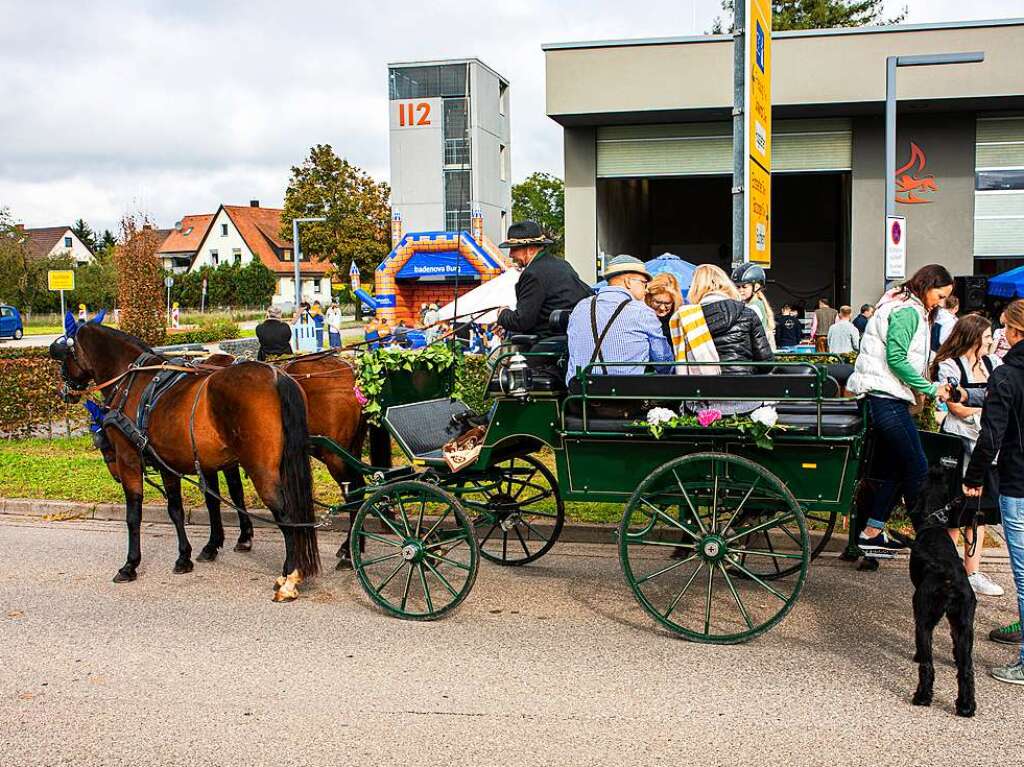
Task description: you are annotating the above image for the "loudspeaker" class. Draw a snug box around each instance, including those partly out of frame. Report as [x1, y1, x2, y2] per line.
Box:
[955, 275, 988, 313]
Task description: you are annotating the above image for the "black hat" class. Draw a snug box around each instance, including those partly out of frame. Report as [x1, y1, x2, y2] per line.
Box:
[499, 220, 554, 249]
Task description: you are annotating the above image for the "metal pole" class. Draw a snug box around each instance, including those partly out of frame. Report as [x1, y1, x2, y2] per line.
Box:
[293, 217, 301, 310]
[731, 1, 746, 268]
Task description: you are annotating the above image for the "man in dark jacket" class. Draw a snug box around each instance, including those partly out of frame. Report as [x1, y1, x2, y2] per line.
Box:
[496, 221, 592, 338]
[853, 303, 874, 336]
[964, 315, 1024, 678]
[256, 305, 293, 360]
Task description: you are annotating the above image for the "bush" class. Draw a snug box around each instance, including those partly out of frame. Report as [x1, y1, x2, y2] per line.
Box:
[115, 216, 166, 345]
[0, 348, 88, 438]
[169, 261, 276, 309]
[459, 353, 492, 414]
[163, 318, 240, 345]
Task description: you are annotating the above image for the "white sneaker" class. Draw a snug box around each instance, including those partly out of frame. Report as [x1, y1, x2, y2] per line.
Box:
[968, 571, 1005, 597]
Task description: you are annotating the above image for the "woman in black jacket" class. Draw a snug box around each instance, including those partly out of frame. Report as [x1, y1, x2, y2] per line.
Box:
[964, 299, 1024, 684]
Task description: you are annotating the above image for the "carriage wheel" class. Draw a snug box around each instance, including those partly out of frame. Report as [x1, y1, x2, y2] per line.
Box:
[619, 453, 809, 644]
[462, 455, 565, 566]
[725, 507, 837, 580]
[351, 480, 479, 621]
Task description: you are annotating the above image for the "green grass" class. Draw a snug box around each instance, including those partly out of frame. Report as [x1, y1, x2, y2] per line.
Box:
[0, 437, 625, 523]
[24, 325, 70, 336]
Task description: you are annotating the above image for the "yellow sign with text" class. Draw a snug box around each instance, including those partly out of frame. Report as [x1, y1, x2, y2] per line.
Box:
[745, 0, 771, 266]
[48, 270, 75, 291]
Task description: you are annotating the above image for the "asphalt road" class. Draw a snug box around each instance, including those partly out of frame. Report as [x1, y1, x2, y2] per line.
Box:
[1, 515, 1020, 767]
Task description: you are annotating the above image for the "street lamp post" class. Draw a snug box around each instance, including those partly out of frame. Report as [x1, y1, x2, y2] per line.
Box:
[884, 51, 983, 287]
[291, 216, 326, 310]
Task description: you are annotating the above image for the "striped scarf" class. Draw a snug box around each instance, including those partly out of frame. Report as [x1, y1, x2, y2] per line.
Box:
[669, 302, 720, 376]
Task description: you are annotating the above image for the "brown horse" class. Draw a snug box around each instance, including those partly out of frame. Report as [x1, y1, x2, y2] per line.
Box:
[201, 353, 368, 566]
[50, 319, 319, 601]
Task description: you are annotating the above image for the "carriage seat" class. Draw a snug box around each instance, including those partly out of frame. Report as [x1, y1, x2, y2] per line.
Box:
[562, 372, 863, 437]
[383, 398, 474, 466]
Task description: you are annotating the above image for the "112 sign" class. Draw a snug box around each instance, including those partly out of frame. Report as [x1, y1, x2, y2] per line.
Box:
[394, 100, 432, 127]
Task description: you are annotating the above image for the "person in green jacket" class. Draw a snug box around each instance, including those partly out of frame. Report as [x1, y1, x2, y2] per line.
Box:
[847, 265, 955, 558]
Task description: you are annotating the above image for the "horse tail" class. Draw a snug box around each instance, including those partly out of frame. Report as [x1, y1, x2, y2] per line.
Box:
[276, 373, 320, 577]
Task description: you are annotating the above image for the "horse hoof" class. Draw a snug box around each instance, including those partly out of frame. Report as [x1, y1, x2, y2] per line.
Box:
[273, 575, 287, 591]
[112, 569, 136, 583]
[196, 548, 218, 562]
[335, 557, 353, 571]
[234, 540, 253, 553]
[173, 560, 194, 574]
[272, 586, 298, 603]
[911, 694, 932, 707]
[956, 701, 976, 718]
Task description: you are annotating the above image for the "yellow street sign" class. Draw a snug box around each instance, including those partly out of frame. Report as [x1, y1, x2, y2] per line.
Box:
[48, 270, 75, 291]
[745, 0, 772, 266]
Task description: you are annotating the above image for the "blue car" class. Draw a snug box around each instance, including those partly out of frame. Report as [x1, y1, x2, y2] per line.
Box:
[0, 304, 24, 340]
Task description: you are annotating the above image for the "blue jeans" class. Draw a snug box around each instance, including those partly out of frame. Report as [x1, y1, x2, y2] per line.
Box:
[328, 330, 341, 349]
[998, 495, 1024, 664]
[866, 395, 929, 530]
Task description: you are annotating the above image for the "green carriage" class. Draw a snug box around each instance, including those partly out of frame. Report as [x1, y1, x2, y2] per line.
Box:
[315, 340, 958, 643]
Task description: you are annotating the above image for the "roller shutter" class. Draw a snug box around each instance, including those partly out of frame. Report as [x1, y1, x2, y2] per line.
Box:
[596, 119, 851, 178]
[975, 117, 1024, 258]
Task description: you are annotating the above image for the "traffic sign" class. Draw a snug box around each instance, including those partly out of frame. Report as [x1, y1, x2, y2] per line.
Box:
[744, 0, 772, 267]
[164, 276, 174, 288]
[885, 215, 907, 280]
[48, 270, 75, 291]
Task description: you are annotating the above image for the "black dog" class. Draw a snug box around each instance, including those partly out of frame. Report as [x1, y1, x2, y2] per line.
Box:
[908, 464, 977, 717]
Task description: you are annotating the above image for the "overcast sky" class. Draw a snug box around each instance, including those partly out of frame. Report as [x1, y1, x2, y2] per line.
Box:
[1, 0, 1020, 234]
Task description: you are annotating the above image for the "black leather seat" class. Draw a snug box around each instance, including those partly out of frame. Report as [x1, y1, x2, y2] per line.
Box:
[384, 398, 473, 465]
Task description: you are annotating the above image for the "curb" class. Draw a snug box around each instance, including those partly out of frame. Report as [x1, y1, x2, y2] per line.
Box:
[0, 497, 1009, 560]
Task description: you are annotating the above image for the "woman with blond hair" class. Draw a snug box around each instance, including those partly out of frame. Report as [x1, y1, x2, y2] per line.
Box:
[668, 263, 772, 383]
[731, 263, 776, 350]
[645, 272, 684, 339]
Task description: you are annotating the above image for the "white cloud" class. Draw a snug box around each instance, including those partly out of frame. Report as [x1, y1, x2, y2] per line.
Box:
[0, 0, 1018, 233]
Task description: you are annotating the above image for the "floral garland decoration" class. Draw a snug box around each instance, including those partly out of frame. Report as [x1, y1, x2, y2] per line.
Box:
[638, 404, 783, 450]
[353, 343, 464, 425]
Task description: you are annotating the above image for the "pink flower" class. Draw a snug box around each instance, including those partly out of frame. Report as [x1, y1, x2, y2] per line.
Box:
[353, 385, 369, 407]
[696, 408, 722, 428]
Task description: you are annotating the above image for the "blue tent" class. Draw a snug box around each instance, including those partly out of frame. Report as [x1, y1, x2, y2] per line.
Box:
[988, 265, 1024, 299]
[592, 253, 698, 293]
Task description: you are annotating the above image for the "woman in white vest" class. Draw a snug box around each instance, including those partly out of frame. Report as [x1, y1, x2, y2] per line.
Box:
[847, 264, 955, 558]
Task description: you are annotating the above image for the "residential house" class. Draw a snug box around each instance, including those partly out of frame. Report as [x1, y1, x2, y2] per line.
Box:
[156, 214, 214, 273]
[16, 225, 94, 264]
[189, 201, 332, 305]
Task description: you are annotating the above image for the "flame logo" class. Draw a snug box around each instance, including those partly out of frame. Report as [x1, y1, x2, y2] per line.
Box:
[895, 142, 938, 204]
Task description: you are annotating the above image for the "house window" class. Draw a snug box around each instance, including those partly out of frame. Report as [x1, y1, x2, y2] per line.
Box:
[313, 281, 322, 294]
[283, 248, 292, 261]
[210, 249, 219, 266]
[499, 144, 508, 182]
[64, 236, 72, 248]
[221, 223, 228, 236]
[501, 210, 508, 237]
[499, 81, 508, 116]
[233, 248, 241, 264]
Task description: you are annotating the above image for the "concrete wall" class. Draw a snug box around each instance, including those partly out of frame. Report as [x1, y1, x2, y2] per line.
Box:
[564, 126, 598, 282]
[849, 113, 976, 307]
[470, 63, 512, 245]
[546, 21, 1024, 119]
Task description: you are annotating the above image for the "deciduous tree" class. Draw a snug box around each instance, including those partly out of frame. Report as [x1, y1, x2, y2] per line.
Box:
[115, 214, 165, 344]
[511, 173, 565, 257]
[711, 0, 906, 33]
[281, 144, 391, 277]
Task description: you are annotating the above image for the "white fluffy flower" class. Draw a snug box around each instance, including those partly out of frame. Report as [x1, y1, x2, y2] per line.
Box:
[750, 405, 779, 428]
[646, 407, 677, 425]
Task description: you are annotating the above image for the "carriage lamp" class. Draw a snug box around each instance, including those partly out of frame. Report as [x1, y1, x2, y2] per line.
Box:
[500, 353, 533, 400]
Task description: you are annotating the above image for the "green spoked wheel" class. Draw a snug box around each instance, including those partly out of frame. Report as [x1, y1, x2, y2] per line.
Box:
[619, 453, 809, 644]
[724, 507, 834, 581]
[351, 481, 479, 621]
[462, 455, 565, 566]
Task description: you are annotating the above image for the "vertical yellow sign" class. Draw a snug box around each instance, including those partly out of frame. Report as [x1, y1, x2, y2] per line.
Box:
[745, 0, 771, 266]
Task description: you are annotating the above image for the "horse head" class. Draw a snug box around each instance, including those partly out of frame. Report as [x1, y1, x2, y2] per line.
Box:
[48, 310, 108, 402]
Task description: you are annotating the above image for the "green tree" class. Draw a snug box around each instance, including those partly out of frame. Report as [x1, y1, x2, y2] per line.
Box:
[98, 229, 118, 250]
[71, 248, 118, 311]
[235, 259, 277, 306]
[280, 144, 391, 277]
[71, 218, 98, 253]
[711, 0, 906, 33]
[511, 173, 565, 257]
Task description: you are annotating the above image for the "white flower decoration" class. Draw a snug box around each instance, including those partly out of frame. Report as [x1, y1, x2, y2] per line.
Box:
[750, 405, 779, 429]
[646, 407, 677, 426]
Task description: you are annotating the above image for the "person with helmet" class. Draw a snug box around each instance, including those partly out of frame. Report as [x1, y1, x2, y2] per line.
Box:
[731, 262, 776, 350]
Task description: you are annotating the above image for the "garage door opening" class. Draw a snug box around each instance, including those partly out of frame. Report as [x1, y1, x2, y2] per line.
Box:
[597, 172, 851, 311]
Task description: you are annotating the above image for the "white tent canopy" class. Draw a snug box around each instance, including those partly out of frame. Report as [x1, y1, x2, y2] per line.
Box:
[437, 268, 520, 324]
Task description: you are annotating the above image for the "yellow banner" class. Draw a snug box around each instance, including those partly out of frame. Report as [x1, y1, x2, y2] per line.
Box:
[48, 270, 75, 291]
[746, 0, 771, 266]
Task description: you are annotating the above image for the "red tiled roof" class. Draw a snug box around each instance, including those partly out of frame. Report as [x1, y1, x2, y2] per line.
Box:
[157, 214, 214, 255]
[222, 205, 332, 276]
[20, 226, 72, 260]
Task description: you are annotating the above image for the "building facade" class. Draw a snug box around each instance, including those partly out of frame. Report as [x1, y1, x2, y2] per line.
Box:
[544, 18, 1024, 309]
[388, 59, 512, 245]
[17, 226, 93, 265]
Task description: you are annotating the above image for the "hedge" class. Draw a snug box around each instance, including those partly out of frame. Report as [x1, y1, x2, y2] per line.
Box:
[0, 348, 88, 439]
[163, 318, 240, 345]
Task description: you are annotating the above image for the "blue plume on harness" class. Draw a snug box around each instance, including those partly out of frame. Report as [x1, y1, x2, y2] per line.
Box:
[83, 400, 106, 434]
[63, 311, 78, 338]
[91, 309, 106, 325]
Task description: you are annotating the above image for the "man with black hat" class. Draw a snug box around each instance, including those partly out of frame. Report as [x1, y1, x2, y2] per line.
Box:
[496, 221, 592, 338]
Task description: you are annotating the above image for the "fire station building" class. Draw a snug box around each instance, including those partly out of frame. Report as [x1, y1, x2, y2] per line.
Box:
[543, 18, 1024, 308]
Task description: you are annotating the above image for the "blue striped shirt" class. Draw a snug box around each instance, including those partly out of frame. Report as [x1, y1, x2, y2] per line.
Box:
[565, 286, 673, 384]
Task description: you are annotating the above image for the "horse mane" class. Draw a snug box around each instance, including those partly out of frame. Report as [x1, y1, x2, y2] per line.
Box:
[88, 324, 161, 358]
